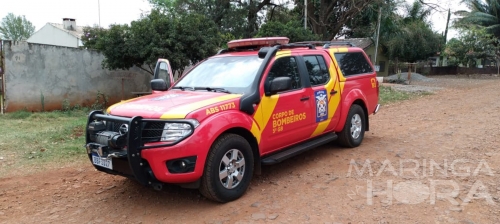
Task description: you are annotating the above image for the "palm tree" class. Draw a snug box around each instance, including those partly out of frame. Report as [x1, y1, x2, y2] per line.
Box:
[381, 0, 442, 62]
[403, 0, 432, 24]
[456, 0, 500, 38]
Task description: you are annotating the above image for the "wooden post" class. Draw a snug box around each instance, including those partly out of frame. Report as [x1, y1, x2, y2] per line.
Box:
[407, 63, 412, 85]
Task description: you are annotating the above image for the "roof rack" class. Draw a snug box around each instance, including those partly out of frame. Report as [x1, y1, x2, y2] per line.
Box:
[217, 43, 315, 56]
[275, 43, 315, 50]
[256, 43, 316, 58]
[323, 41, 356, 48]
[292, 41, 356, 48]
[217, 43, 317, 57]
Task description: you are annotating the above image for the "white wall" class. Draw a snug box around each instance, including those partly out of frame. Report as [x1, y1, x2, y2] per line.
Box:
[27, 24, 80, 48]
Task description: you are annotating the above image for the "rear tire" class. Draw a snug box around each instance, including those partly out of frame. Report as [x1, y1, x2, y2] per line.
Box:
[199, 133, 254, 202]
[337, 104, 366, 148]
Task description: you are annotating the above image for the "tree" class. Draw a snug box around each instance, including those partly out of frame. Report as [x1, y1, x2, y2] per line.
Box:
[345, 0, 399, 38]
[445, 26, 499, 67]
[82, 9, 219, 75]
[379, 0, 442, 62]
[384, 20, 442, 62]
[255, 20, 320, 42]
[456, 0, 500, 38]
[149, 0, 280, 38]
[297, 0, 383, 40]
[0, 13, 35, 41]
[149, 0, 247, 37]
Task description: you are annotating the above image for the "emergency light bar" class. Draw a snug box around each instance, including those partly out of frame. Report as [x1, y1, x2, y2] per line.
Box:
[227, 37, 289, 49]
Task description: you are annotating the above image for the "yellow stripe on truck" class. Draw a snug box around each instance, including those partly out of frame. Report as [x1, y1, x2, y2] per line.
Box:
[250, 94, 279, 144]
[106, 98, 139, 114]
[276, 50, 291, 58]
[160, 94, 242, 119]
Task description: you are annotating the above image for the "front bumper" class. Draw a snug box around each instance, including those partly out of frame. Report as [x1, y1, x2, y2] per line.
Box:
[85, 111, 208, 186]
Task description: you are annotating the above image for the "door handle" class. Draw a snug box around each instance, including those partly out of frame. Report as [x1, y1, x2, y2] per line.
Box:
[330, 90, 338, 95]
[300, 96, 310, 101]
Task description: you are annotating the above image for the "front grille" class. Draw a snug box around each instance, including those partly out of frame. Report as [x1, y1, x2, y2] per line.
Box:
[142, 122, 165, 143]
[106, 121, 125, 133]
[100, 120, 165, 143]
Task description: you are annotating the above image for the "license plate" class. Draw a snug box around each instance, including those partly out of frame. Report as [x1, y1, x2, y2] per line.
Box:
[92, 154, 113, 170]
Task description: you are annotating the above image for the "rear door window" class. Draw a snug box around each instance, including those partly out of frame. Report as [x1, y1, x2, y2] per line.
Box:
[334, 52, 373, 76]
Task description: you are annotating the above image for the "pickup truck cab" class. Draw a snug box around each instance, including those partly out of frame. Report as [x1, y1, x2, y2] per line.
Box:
[85, 37, 380, 202]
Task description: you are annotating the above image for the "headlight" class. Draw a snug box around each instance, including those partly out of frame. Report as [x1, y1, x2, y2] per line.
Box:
[160, 119, 199, 142]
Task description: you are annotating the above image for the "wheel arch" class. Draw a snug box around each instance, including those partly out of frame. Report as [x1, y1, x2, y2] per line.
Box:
[222, 127, 261, 175]
[352, 99, 369, 131]
[334, 98, 370, 132]
[335, 89, 370, 132]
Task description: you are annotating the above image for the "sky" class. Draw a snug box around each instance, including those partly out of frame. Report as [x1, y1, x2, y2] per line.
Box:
[406, 0, 469, 40]
[1, 0, 468, 40]
[0, 0, 152, 31]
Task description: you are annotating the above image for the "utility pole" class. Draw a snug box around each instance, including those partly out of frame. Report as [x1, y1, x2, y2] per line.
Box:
[98, 0, 101, 27]
[443, 8, 451, 44]
[304, 0, 307, 29]
[374, 7, 382, 68]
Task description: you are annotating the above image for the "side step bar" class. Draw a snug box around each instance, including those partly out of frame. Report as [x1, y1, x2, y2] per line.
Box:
[261, 132, 338, 165]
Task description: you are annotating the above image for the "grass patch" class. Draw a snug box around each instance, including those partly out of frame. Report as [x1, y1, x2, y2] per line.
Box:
[379, 86, 431, 105]
[0, 109, 90, 177]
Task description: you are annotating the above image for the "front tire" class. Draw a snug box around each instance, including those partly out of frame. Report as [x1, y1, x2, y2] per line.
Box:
[199, 133, 254, 202]
[337, 104, 366, 148]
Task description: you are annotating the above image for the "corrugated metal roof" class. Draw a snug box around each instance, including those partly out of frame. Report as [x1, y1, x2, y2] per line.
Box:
[331, 38, 373, 49]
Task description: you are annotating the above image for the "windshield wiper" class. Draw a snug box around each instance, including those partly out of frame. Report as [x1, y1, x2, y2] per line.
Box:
[172, 86, 195, 91]
[193, 87, 231, 93]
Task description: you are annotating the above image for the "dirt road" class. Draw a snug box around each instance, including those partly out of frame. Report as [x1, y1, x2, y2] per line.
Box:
[1, 76, 500, 224]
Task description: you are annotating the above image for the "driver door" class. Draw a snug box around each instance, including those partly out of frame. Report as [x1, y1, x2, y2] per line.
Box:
[258, 56, 314, 154]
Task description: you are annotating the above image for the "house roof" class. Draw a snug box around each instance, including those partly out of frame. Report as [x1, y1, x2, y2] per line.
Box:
[48, 23, 84, 39]
[331, 38, 374, 49]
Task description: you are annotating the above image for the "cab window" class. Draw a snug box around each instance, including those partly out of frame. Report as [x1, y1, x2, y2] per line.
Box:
[267, 57, 301, 90]
[334, 52, 373, 76]
[304, 55, 330, 86]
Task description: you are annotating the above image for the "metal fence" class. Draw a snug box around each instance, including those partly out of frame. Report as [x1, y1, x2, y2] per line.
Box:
[388, 63, 499, 76]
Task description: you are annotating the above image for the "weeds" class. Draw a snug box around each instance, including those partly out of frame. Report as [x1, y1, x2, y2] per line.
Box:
[379, 86, 431, 105]
[62, 99, 71, 112]
[91, 91, 108, 111]
[0, 109, 88, 177]
[4, 109, 32, 119]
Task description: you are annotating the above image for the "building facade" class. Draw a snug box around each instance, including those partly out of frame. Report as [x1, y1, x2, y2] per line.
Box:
[27, 18, 84, 48]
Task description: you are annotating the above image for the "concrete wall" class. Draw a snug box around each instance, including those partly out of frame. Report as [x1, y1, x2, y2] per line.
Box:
[3, 41, 152, 112]
[27, 24, 82, 48]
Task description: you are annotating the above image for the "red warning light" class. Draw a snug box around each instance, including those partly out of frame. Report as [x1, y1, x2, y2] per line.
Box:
[227, 37, 289, 49]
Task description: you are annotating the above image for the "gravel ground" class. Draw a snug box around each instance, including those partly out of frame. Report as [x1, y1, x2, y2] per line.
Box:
[386, 72, 434, 82]
[385, 83, 444, 93]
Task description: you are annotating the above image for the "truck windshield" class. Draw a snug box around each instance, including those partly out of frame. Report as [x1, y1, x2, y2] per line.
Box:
[174, 56, 263, 94]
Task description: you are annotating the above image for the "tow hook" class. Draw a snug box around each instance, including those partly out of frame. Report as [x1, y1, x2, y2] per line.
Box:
[151, 182, 164, 191]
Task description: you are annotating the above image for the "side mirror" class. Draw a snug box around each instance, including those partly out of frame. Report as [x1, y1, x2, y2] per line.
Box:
[267, 77, 292, 96]
[151, 79, 168, 91]
[154, 59, 174, 88]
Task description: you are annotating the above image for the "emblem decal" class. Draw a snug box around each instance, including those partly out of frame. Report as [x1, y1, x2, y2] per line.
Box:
[150, 94, 181, 101]
[315, 90, 328, 122]
[119, 124, 129, 135]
